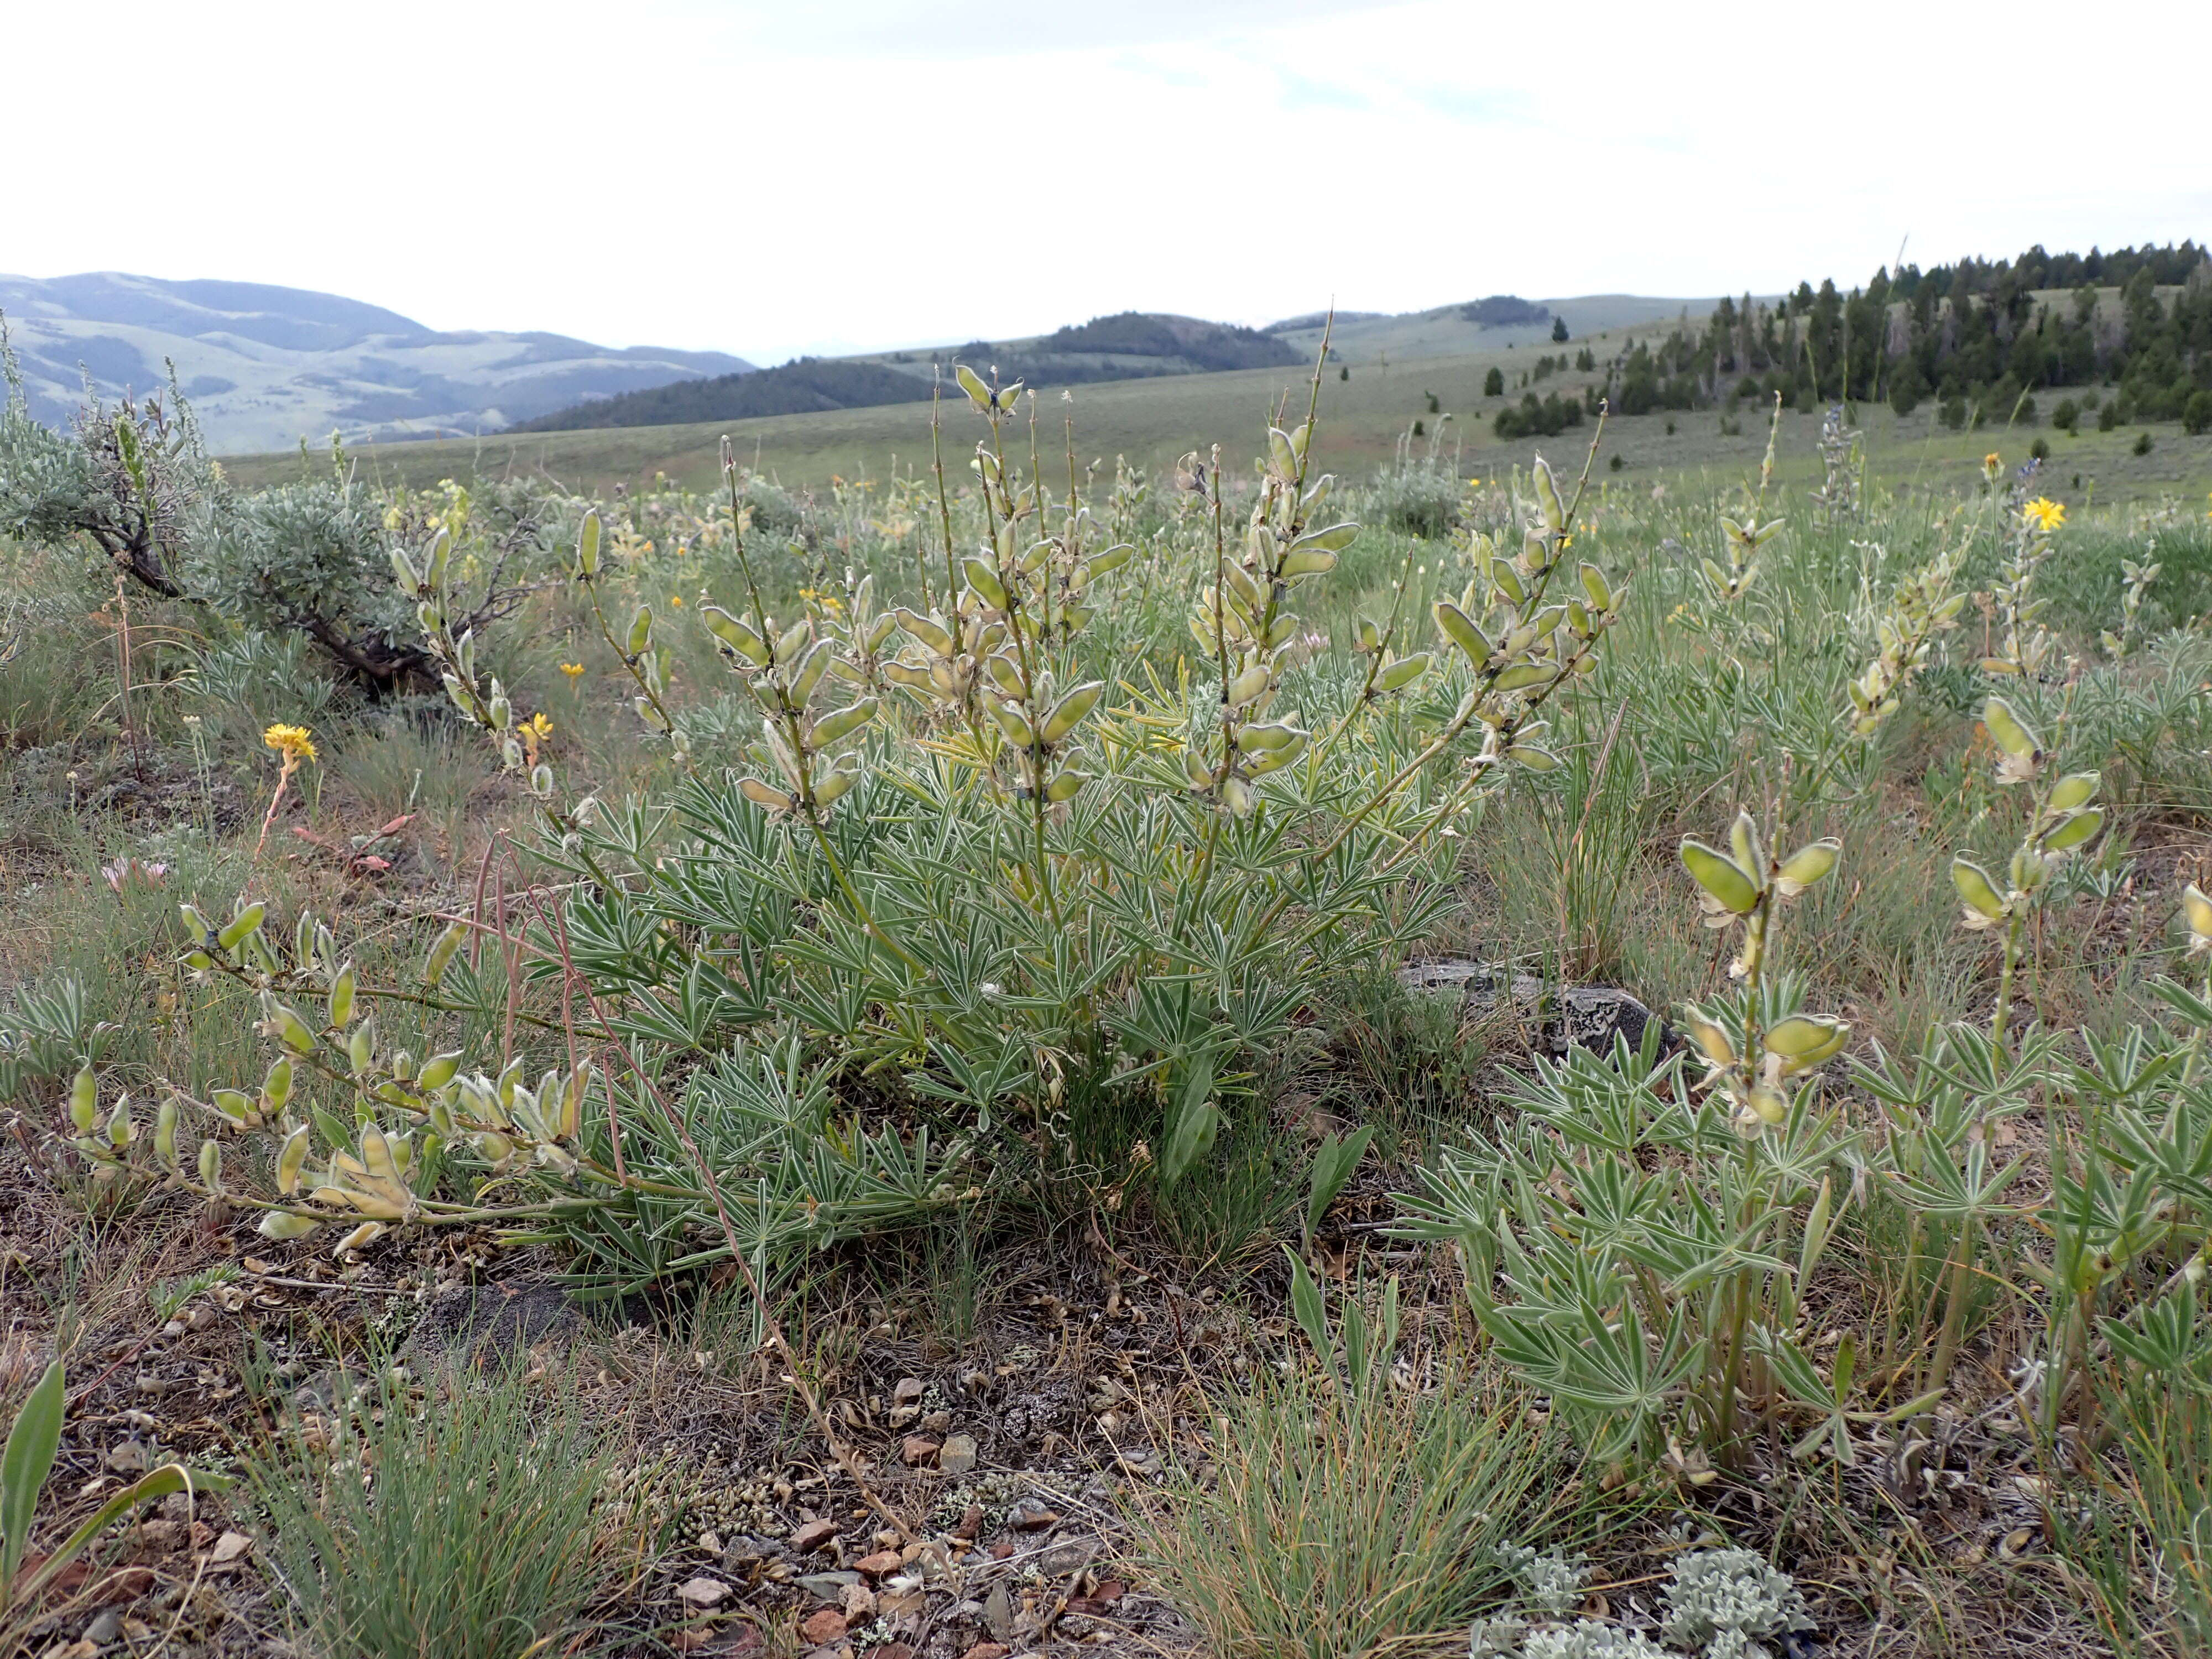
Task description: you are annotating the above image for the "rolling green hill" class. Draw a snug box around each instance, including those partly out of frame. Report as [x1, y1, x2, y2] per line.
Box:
[222, 325, 2212, 508]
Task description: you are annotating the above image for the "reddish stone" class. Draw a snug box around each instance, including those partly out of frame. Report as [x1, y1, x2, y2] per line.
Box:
[799, 1606, 848, 1646]
[790, 1519, 839, 1553]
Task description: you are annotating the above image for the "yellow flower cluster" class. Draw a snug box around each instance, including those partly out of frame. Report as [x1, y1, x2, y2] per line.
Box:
[2022, 497, 2067, 533]
[263, 723, 317, 763]
[559, 661, 586, 680]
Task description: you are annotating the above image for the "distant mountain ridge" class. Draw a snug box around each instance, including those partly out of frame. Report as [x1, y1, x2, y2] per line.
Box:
[515, 311, 1308, 432]
[0, 272, 753, 452]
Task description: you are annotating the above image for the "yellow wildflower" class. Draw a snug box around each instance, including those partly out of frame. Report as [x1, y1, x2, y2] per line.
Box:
[670, 593, 685, 608]
[559, 661, 586, 679]
[263, 723, 317, 764]
[522, 713, 554, 741]
[2022, 497, 2067, 533]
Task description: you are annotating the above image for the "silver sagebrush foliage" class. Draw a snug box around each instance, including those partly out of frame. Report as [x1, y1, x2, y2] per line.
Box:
[1520, 1622, 1672, 1659]
[1659, 1548, 1814, 1658]
[1496, 1545, 1593, 1618]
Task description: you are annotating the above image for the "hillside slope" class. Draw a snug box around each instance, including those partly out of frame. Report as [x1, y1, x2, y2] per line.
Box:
[0, 272, 754, 452]
[517, 311, 1304, 432]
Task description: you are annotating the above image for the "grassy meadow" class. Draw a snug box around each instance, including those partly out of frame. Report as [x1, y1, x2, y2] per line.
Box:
[8, 341, 2212, 1659]
[221, 335, 2212, 512]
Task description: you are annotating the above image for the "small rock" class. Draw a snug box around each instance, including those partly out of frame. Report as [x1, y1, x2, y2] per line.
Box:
[677, 1577, 731, 1609]
[919, 1408, 952, 1434]
[989, 1540, 1015, 1560]
[893, 1376, 926, 1403]
[899, 1436, 940, 1468]
[842, 1582, 876, 1619]
[854, 1550, 905, 1575]
[797, 1571, 860, 1602]
[791, 1519, 841, 1553]
[982, 1583, 1015, 1639]
[940, 1432, 978, 1475]
[104, 1441, 148, 1475]
[1041, 1538, 1092, 1575]
[721, 1535, 769, 1569]
[1009, 1503, 1060, 1531]
[799, 1608, 848, 1646]
[138, 1520, 182, 1552]
[956, 1503, 985, 1539]
[83, 1609, 124, 1646]
[698, 1530, 723, 1556]
[209, 1530, 253, 1565]
[874, 1645, 916, 1659]
[961, 1645, 1011, 1659]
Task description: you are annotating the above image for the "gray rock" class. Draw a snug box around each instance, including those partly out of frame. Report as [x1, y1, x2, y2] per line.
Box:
[1399, 958, 1665, 1057]
[84, 1609, 124, 1646]
[940, 1432, 979, 1474]
[798, 1570, 861, 1602]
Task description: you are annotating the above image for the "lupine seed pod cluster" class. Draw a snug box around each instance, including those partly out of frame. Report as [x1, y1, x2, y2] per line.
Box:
[1678, 811, 1848, 1131]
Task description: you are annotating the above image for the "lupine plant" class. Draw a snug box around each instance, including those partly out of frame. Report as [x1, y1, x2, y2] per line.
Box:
[41, 351, 1631, 1286]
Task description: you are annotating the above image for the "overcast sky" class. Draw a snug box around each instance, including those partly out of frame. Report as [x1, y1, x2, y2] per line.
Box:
[8, 0, 2206, 364]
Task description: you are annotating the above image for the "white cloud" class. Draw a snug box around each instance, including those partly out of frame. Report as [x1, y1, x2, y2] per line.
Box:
[7, 0, 2204, 364]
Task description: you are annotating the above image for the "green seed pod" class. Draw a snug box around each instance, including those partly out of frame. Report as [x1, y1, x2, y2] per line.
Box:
[217, 902, 267, 952]
[1221, 776, 1259, 817]
[1983, 697, 2040, 760]
[327, 963, 356, 1029]
[2049, 771, 2100, 811]
[1579, 562, 1610, 611]
[267, 1002, 317, 1054]
[1774, 838, 1842, 896]
[1681, 839, 1760, 916]
[276, 1125, 310, 1195]
[625, 604, 654, 658]
[576, 509, 602, 577]
[2184, 883, 2212, 946]
[2043, 807, 2105, 853]
[963, 557, 1009, 611]
[333, 1222, 386, 1256]
[1532, 456, 1564, 531]
[425, 528, 451, 590]
[348, 1018, 375, 1077]
[1764, 1014, 1851, 1063]
[1044, 768, 1087, 803]
[418, 1051, 463, 1091]
[789, 639, 836, 706]
[213, 1089, 253, 1126]
[1681, 1004, 1736, 1067]
[739, 778, 794, 811]
[1040, 681, 1104, 744]
[991, 701, 1035, 745]
[69, 1063, 97, 1133]
[1433, 601, 1490, 665]
[1277, 547, 1338, 579]
[1375, 653, 1432, 693]
[390, 546, 421, 594]
[894, 608, 956, 656]
[1227, 662, 1271, 704]
[1728, 810, 1764, 878]
[198, 1139, 222, 1192]
[1951, 857, 2008, 923]
[154, 1097, 179, 1168]
[422, 921, 467, 987]
[812, 765, 858, 807]
[263, 1055, 295, 1113]
[1492, 662, 1552, 691]
[258, 1211, 319, 1241]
